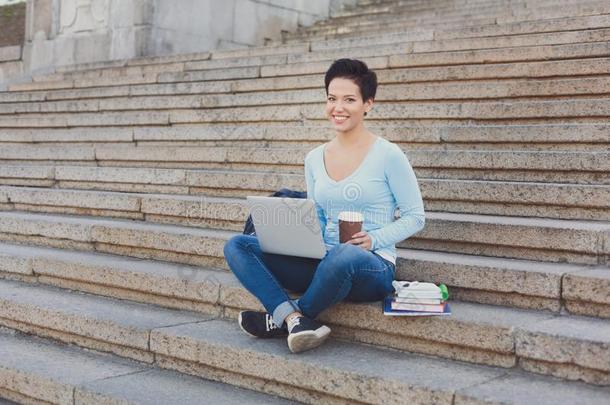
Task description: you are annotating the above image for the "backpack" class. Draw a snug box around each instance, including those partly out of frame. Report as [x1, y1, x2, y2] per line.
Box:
[243, 188, 307, 236]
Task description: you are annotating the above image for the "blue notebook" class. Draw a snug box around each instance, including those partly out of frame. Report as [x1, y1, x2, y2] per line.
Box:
[383, 297, 452, 316]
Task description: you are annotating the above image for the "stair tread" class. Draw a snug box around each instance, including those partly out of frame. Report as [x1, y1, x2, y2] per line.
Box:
[0, 276, 608, 403]
[0, 205, 608, 234]
[0, 243, 608, 344]
[0, 330, 290, 404]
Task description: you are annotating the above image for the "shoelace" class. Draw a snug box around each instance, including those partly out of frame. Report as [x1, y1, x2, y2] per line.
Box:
[265, 314, 278, 331]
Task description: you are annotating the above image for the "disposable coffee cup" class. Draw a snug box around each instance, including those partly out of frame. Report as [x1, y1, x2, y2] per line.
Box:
[339, 211, 364, 243]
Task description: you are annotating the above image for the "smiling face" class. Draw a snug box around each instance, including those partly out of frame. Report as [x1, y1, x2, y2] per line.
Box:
[325, 77, 373, 134]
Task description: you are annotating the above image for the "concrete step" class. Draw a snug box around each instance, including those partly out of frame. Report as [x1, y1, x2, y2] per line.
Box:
[3, 76, 610, 116]
[389, 42, 610, 69]
[265, 40, 610, 79]
[7, 41, 610, 94]
[0, 165, 55, 187]
[284, 34, 610, 66]
[0, 273, 608, 389]
[306, 18, 610, 53]
[8, 73, 159, 92]
[436, 13, 610, 40]
[0, 330, 288, 405]
[1, 326, 603, 405]
[132, 123, 610, 149]
[234, 56, 610, 91]
[285, 12, 610, 42]
[1, 143, 608, 184]
[6, 71, 610, 112]
[0, 227, 608, 317]
[339, 0, 598, 17]
[0, 81, 232, 104]
[55, 51, 211, 73]
[0, 203, 607, 269]
[1, 157, 609, 219]
[326, 12, 603, 37]
[49, 43, 309, 76]
[507, 0, 610, 23]
[3, 97, 610, 128]
[54, 55, 292, 84]
[310, 7, 610, 44]
[34, 62, 184, 83]
[319, 4, 519, 26]
[0, 127, 135, 143]
[9, 25, 610, 92]
[412, 27, 610, 53]
[0, 111, 171, 128]
[344, 1, 593, 22]
[2, 124, 609, 151]
[282, 16, 498, 42]
[314, 1, 610, 37]
[40, 55, 285, 84]
[319, 0, 610, 28]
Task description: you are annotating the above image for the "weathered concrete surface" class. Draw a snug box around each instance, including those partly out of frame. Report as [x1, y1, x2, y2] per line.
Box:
[0, 279, 209, 352]
[150, 319, 502, 404]
[0, 330, 291, 405]
[563, 268, 610, 318]
[455, 370, 610, 405]
[0, 331, 146, 405]
[76, 368, 292, 404]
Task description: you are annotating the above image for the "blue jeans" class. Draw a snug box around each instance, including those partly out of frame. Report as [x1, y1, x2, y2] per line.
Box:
[223, 234, 396, 328]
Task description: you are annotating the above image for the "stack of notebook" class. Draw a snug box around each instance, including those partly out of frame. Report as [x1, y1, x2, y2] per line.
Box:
[383, 281, 451, 316]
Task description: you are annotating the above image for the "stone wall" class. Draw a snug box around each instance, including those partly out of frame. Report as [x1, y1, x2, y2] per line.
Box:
[23, 0, 155, 73]
[149, 0, 351, 55]
[18, 0, 357, 76]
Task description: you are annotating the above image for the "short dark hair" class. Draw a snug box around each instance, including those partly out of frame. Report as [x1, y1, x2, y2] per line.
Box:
[324, 58, 378, 102]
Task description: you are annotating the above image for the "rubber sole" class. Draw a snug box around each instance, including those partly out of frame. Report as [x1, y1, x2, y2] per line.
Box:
[287, 325, 332, 353]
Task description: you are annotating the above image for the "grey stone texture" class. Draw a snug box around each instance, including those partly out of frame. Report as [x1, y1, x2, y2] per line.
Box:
[0, 193, 609, 266]
[0, 239, 608, 382]
[0, 330, 145, 404]
[0, 278, 209, 352]
[0, 217, 589, 309]
[455, 371, 610, 405]
[0, 46, 21, 63]
[2, 315, 608, 405]
[77, 368, 293, 405]
[0, 330, 291, 405]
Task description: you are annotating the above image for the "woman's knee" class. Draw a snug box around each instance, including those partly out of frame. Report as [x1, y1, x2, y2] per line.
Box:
[325, 243, 367, 266]
[318, 244, 363, 277]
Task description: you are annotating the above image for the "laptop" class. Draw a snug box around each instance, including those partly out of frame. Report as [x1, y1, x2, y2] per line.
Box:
[246, 196, 327, 259]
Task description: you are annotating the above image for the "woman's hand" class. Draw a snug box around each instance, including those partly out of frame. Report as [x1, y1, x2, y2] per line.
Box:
[347, 231, 372, 250]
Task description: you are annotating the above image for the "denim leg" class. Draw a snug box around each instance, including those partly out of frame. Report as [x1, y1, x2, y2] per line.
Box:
[223, 234, 319, 327]
[297, 244, 395, 319]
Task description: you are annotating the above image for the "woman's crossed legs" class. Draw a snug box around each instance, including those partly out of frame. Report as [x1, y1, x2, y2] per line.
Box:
[224, 234, 395, 329]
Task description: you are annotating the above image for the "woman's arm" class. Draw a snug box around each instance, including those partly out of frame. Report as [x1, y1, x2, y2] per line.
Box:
[304, 153, 327, 237]
[367, 145, 425, 250]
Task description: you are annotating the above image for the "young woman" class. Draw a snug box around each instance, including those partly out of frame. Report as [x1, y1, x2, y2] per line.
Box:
[224, 59, 425, 353]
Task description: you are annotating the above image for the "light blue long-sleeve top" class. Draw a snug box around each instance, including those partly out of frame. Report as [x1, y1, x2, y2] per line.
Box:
[304, 136, 425, 264]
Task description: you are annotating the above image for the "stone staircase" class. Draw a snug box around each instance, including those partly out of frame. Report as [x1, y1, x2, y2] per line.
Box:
[0, 0, 609, 403]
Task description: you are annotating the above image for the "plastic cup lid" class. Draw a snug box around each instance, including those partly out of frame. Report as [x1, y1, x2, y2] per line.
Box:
[338, 211, 363, 222]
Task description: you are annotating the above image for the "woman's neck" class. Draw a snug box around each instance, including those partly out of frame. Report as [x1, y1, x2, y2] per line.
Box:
[334, 125, 374, 148]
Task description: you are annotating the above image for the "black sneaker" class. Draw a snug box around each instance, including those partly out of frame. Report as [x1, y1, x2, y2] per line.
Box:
[287, 316, 331, 353]
[238, 311, 288, 338]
